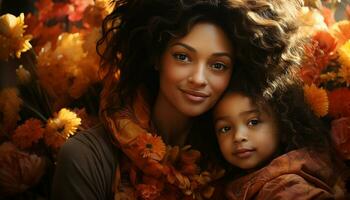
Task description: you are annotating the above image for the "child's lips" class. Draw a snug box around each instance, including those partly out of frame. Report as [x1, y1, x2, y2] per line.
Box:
[233, 148, 255, 158]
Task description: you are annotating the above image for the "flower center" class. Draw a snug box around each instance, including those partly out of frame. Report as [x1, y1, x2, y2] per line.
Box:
[146, 143, 153, 149]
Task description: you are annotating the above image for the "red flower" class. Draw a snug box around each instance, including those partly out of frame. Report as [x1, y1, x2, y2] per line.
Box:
[331, 117, 350, 159]
[300, 31, 337, 84]
[328, 88, 350, 118]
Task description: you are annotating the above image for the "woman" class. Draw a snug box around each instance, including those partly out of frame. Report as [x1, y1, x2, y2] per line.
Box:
[51, 0, 305, 199]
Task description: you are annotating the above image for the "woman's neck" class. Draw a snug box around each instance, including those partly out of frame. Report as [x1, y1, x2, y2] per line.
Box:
[152, 96, 192, 147]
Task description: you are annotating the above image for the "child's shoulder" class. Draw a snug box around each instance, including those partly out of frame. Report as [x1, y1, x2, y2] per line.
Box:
[225, 149, 346, 199]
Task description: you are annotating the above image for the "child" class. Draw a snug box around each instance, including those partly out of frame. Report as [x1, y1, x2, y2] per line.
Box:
[212, 82, 347, 199]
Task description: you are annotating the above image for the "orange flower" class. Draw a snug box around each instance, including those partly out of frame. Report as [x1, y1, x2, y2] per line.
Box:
[0, 142, 46, 196]
[136, 184, 161, 200]
[320, 6, 335, 27]
[303, 84, 328, 117]
[330, 20, 350, 48]
[136, 133, 166, 161]
[331, 117, 350, 159]
[338, 63, 350, 86]
[12, 119, 44, 149]
[0, 88, 23, 132]
[328, 88, 350, 118]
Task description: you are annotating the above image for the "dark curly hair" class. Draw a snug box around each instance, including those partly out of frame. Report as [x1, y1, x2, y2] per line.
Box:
[97, 0, 307, 113]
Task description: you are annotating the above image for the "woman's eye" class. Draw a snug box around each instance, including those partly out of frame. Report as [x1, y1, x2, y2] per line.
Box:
[211, 62, 226, 71]
[173, 53, 190, 62]
[218, 126, 231, 134]
[247, 119, 260, 126]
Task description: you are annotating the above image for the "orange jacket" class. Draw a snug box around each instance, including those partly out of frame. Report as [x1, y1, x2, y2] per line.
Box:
[225, 149, 346, 200]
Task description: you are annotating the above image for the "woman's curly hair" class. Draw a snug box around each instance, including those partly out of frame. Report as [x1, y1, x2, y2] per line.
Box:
[97, 0, 307, 113]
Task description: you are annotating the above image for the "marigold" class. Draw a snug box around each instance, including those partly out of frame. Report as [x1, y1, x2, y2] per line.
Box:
[303, 84, 329, 117]
[0, 13, 32, 60]
[331, 117, 350, 159]
[338, 63, 350, 86]
[136, 133, 166, 161]
[44, 108, 81, 149]
[328, 88, 350, 118]
[0, 88, 23, 132]
[12, 119, 44, 149]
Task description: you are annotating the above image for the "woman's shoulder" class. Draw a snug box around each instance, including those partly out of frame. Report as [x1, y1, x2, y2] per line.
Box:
[58, 124, 118, 170]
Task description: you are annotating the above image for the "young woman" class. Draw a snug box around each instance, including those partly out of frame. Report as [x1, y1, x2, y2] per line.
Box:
[51, 0, 306, 199]
[212, 74, 347, 199]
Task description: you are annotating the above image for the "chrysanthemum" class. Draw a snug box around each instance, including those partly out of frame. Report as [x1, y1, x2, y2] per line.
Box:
[12, 119, 44, 149]
[338, 63, 350, 86]
[338, 40, 350, 72]
[328, 88, 350, 118]
[330, 20, 350, 48]
[0, 88, 23, 132]
[136, 133, 166, 161]
[303, 84, 328, 117]
[44, 108, 81, 149]
[0, 13, 32, 60]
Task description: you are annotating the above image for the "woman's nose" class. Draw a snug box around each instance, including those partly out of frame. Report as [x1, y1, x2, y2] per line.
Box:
[187, 63, 208, 87]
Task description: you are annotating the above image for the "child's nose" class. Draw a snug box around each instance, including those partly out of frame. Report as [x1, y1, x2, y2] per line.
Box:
[234, 129, 248, 143]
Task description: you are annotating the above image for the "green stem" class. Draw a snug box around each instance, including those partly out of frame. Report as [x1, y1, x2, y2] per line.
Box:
[23, 101, 48, 121]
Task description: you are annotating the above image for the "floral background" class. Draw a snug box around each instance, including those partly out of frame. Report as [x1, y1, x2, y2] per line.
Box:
[0, 0, 349, 199]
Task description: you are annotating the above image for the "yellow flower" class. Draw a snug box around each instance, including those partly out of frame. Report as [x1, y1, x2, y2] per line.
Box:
[338, 40, 350, 86]
[0, 13, 32, 60]
[44, 108, 81, 149]
[0, 88, 23, 132]
[338, 64, 350, 86]
[304, 84, 329, 117]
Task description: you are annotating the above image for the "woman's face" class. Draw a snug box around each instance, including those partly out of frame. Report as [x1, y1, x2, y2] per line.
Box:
[157, 22, 233, 117]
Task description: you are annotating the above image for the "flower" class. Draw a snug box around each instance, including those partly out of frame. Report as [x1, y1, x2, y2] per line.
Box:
[16, 65, 31, 84]
[328, 88, 350, 118]
[136, 184, 161, 200]
[44, 108, 81, 149]
[0, 88, 23, 132]
[12, 119, 44, 149]
[0, 142, 46, 196]
[136, 133, 166, 161]
[331, 117, 350, 159]
[303, 84, 329, 117]
[0, 13, 32, 60]
[337, 42, 350, 85]
[330, 20, 350, 48]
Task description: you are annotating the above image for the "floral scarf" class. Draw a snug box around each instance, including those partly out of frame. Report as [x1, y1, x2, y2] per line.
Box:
[100, 73, 224, 200]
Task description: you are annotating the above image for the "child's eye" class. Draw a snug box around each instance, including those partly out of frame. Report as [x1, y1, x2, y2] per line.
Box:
[211, 62, 227, 71]
[173, 53, 190, 62]
[218, 126, 231, 134]
[247, 119, 260, 126]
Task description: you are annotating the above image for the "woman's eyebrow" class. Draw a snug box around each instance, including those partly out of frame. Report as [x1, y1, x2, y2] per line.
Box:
[170, 42, 196, 52]
[170, 42, 232, 59]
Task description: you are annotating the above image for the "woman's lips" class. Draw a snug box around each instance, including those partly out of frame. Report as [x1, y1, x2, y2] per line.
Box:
[180, 89, 209, 102]
[234, 148, 255, 158]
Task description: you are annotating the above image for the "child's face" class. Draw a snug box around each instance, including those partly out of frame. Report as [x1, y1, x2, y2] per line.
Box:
[213, 93, 279, 170]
